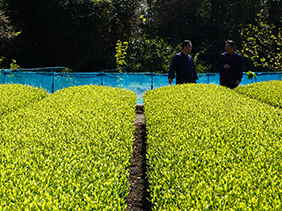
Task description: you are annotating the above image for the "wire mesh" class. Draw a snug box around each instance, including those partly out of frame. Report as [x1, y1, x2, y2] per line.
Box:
[1, 68, 281, 104]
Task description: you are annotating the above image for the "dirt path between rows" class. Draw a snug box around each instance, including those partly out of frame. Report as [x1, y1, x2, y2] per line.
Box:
[126, 105, 151, 211]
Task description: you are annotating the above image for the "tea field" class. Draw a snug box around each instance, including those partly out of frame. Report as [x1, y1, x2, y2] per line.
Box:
[0, 84, 48, 116]
[144, 84, 282, 210]
[235, 80, 282, 108]
[1, 82, 282, 210]
[0, 85, 136, 210]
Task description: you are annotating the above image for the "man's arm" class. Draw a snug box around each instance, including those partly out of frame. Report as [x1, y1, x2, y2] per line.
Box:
[168, 56, 176, 84]
[216, 54, 230, 72]
[216, 55, 225, 72]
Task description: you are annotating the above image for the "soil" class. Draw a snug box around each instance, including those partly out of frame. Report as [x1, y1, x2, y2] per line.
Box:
[126, 105, 151, 211]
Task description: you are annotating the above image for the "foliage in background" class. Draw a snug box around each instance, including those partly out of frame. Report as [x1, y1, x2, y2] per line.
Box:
[241, 9, 282, 71]
[125, 38, 211, 73]
[246, 70, 257, 80]
[194, 52, 211, 73]
[0, 0, 140, 71]
[126, 36, 178, 72]
[0, 8, 17, 55]
[0, 56, 20, 69]
[115, 40, 128, 72]
[143, 0, 263, 72]
[0, 10, 21, 69]
[9, 59, 20, 70]
[1, 0, 282, 72]
[0, 56, 4, 66]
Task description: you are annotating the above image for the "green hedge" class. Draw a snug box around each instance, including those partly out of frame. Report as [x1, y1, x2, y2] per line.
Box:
[235, 80, 282, 108]
[0, 84, 48, 116]
[0, 85, 136, 210]
[144, 84, 282, 210]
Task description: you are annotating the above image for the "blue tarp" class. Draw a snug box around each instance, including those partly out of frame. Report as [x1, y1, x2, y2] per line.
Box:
[1, 69, 282, 104]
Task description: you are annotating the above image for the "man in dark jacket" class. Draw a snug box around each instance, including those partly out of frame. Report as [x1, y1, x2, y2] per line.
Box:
[216, 40, 243, 89]
[168, 40, 198, 85]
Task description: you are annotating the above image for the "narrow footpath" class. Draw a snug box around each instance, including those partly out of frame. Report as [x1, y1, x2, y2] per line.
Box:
[126, 105, 151, 211]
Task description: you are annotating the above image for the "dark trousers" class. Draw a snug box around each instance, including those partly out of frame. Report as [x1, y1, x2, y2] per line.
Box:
[220, 76, 238, 89]
[176, 80, 197, 85]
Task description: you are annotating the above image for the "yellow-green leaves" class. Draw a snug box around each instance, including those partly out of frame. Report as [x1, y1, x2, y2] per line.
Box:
[9, 59, 20, 70]
[0, 85, 136, 210]
[0, 84, 48, 116]
[235, 80, 282, 108]
[144, 83, 282, 210]
[240, 9, 282, 71]
[246, 71, 257, 80]
[115, 40, 129, 72]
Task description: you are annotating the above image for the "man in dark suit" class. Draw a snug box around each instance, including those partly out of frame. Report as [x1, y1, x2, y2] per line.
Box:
[168, 40, 198, 85]
[216, 40, 243, 89]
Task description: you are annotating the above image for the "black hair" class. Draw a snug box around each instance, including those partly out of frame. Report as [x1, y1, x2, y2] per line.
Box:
[182, 40, 192, 49]
[226, 40, 235, 48]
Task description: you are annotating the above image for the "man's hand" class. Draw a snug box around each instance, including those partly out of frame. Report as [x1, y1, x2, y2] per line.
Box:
[168, 77, 173, 84]
[223, 64, 231, 69]
[235, 80, 240, 85]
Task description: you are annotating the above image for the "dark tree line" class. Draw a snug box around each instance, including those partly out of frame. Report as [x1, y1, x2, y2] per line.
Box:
[0, 0, 282, 72]
[0, 0, 139, 71]
[143, 0, 263, 72]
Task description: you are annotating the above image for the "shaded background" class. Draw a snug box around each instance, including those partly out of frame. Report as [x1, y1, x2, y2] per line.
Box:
[0, 0, 282, 72]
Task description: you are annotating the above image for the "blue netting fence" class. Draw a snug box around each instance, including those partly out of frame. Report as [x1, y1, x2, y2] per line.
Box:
[1, 67, 282, 104]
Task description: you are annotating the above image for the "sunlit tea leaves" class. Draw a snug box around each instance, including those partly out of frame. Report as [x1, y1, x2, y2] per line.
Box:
[235, 80, 282, 108]
[144, 83, 282, 210]
[0, 85, 136, 210]
[0, 84, 48, 116]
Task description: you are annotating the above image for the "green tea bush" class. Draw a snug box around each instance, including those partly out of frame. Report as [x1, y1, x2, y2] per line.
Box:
[0, 84, 48, 116]
[235, 81, 282, 108]
[0, 85, 136, 210]
[144, 84, 282, 210]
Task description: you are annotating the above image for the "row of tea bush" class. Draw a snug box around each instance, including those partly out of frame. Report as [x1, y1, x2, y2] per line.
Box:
[0, 85, 136, 210]
[235, 80, 282, 108]
[144, 82, 282, 210]
[0, 80, 281, 210]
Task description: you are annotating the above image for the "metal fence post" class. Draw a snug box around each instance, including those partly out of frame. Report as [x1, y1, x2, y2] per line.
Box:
[51, 72, 55, 93]
[3, 71, 6, 84]
[100, 72, 105, 86]
[151, 72, 154, 90]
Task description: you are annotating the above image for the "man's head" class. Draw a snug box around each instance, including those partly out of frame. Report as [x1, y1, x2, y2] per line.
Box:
[225, 40, 235, 55]
[182, 40, 192, 55]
